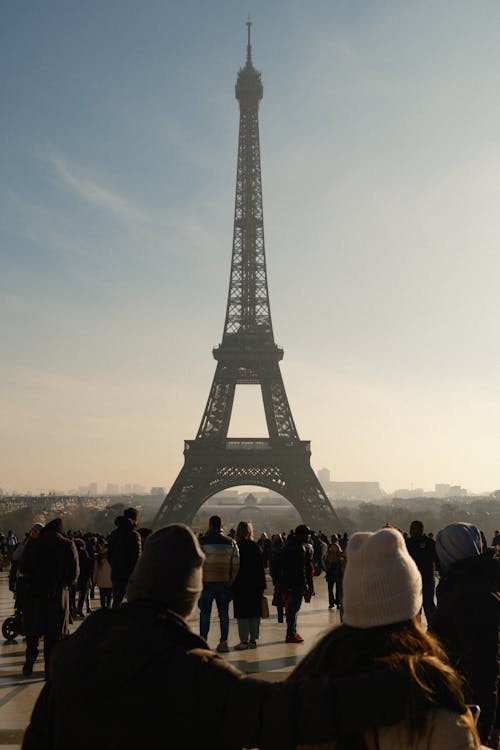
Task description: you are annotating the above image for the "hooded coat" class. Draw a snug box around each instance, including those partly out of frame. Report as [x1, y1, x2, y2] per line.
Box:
[23, 602, 415, 750]
[19, 521, 78, 640]
[430, 553, 500, 745]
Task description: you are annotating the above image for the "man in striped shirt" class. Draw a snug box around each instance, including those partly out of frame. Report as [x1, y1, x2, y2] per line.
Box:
[198, 515, 240, 653]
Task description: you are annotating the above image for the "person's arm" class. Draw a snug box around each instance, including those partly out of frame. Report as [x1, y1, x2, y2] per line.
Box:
[175, 648, 410, 750]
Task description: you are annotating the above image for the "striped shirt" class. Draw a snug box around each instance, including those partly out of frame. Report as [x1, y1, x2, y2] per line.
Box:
[199, 531, 240, 583]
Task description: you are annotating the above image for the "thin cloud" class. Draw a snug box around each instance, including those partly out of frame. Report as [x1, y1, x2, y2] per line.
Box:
[44, 151, 150, 222]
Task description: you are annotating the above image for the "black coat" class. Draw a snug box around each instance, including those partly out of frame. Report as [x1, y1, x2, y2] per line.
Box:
[232, 539, 266, 619]
[283, 537, 312, 595]
[20, 526, 78, 639]
[406, 534, 439, 580]
[107, 516, 141, 584]
[430, 553, 500, 744]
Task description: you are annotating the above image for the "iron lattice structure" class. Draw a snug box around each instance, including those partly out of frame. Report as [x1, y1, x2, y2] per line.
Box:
[154, 25, 337, 531]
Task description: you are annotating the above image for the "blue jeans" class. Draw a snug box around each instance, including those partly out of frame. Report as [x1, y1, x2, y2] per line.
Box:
[199, 581, 231, 641]
[286, 591, 303, 636]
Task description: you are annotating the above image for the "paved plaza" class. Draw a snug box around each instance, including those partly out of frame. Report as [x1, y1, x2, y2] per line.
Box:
[0, 571, 341, 748]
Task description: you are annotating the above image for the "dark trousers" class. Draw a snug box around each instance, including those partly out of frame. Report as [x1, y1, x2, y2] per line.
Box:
[112, 580, 127, 608]
[285, 591, 303, 636]
[100, 588, 112, 608]
[25, 633, 58, 675]
[327, 575, 343, 608]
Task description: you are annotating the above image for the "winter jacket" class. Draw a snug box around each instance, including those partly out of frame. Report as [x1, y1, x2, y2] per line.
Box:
[76, 547, 93, 590]
[430, 553, 500, 745]
[23, 601, 419, 750]
[232, 539, 266, 619]
[93, 553, 112, 590]
[283, 536, 312, 596]
[199, 530, 240, 583]
[20, 524, 78, 639]
[297, 708, 480, 750]
[107, 516, 141, 584]
[406, 534, 440, 581]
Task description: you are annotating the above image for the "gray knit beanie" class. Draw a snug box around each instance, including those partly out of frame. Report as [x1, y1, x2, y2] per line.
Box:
[435, 522, 482, 572]
[343, 528, 422, 629]
[126, 524, 205, 617]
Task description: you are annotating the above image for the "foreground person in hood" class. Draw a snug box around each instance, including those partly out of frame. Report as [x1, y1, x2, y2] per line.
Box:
[25, 525, 421, 750]
[430, 522, 500, 747]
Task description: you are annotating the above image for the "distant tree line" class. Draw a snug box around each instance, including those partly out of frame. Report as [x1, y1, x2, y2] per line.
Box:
[2, 494, 500, 543]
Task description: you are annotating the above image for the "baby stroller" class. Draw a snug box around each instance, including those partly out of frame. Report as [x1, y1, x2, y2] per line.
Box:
[2, 608, 23, 641]
[2, 570, 25, 641]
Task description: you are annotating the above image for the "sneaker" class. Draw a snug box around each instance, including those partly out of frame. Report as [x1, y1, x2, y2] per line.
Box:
[234, 642, 249, 650]
[286, 633, 304, 644]
[248, 639, 257, 649]
[216, 640, 229, 653]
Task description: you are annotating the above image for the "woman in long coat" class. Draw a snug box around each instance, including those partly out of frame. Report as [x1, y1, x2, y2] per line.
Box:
[231, 521, 266, 650]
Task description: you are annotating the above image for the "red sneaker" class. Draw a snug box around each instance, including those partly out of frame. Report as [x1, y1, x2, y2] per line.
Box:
[286, 633, 304, 643]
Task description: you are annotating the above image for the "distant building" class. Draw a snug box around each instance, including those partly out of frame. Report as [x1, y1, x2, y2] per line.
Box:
[393, 488, 424, 499]
[150, 487, 165, 496]
[106, 483, 119, 495]
[88, 483, 98, 496]
[331, 481, 382, 501]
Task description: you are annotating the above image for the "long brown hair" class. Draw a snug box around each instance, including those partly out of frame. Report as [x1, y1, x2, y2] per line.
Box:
[236, 521, 253, 542]
[290, 617, 479, 749]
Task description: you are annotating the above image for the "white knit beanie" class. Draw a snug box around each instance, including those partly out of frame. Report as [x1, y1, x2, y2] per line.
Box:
[343, 528, 422, 628]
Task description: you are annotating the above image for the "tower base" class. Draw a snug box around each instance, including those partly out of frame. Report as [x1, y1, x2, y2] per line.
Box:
[154, 438, 338, 531]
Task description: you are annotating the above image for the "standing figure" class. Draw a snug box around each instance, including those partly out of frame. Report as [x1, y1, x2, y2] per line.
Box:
[406, 520, 439, 624]
[430, 522, 500, 747]
[257, 532, 271, 569]
[93, 543, 113, 608]
[325, 534, 344, 611]
[282, 524, 314, 644]
[20, 518, 78, 678]
[232, 521, 266, 650]
[198, 515, 240, 653]
[74, 539, 93, 617]
[107, 507, 142, 608]
[270, 533, 285, 622]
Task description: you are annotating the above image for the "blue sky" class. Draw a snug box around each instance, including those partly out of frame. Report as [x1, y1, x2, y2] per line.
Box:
[2, 1, 500, 494]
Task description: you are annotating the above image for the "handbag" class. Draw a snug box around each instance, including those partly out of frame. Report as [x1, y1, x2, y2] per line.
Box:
[260, 595, 270, 619]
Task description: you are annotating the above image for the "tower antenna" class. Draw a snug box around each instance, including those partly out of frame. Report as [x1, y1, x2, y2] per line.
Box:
[246, 16, 252, 64]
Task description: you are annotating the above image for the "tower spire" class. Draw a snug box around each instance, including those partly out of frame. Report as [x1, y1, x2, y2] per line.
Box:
[246, 17, 252, 65]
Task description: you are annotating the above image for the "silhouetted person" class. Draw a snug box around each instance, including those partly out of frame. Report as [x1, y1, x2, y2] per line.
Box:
[406, 520, 439, 624]
[198, 515, 239, 652]
[107, 507, 141, 607]
[282, 524, 313, 643]
[20, 518, 78, 678]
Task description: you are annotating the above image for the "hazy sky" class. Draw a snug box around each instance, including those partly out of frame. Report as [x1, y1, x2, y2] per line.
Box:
[2, 1, 500, 495]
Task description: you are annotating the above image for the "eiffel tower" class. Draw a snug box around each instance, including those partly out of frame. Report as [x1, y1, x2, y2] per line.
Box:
[154, 24, 337, 531]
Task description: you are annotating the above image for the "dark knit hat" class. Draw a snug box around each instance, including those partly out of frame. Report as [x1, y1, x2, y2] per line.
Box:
[126, 524, 205, 617]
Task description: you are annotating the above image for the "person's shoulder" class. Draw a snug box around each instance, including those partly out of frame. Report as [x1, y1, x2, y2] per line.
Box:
[427, 709, 480, 749]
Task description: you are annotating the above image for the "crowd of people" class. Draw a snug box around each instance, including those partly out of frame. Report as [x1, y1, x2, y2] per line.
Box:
[1, 511, 499, 748]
